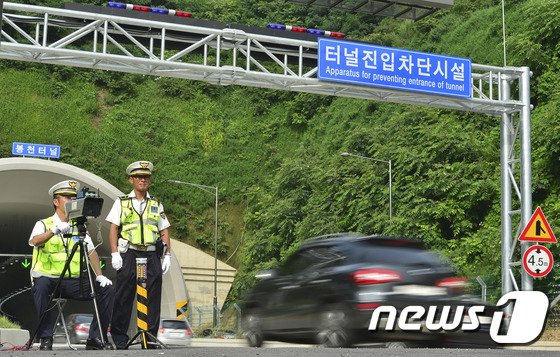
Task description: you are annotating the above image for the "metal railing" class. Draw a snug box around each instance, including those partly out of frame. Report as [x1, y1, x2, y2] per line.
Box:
[186, 303, 242, 337]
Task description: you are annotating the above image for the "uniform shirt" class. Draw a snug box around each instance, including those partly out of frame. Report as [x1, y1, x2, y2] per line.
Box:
[105, 191, 170, 231]
[29, 213, 95, 278]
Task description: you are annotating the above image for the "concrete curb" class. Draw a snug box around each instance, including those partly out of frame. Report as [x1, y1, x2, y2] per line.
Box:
[0, 328, 29, 350]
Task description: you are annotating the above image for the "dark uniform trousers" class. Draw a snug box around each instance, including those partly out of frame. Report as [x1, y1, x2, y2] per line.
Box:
[31, 276, 114, 340]
[110, 249, 162, 348]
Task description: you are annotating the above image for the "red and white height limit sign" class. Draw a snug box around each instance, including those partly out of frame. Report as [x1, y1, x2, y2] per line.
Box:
[522, 245, 553, 278]
[518, 207, 557, 278]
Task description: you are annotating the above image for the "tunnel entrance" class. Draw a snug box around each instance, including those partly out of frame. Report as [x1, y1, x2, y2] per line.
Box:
[0, 158, 187, 333]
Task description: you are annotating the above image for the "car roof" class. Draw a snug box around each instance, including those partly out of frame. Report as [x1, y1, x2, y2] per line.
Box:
[301, 232, 424, 249]
[67, 313, 93, 317]
[160, 318, 186, 323]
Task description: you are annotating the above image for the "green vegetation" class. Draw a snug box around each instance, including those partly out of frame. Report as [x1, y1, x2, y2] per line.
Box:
[1, 0, 559, 302]
[0, 315, 20, 329]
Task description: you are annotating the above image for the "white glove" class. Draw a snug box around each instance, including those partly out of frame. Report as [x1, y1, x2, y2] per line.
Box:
[161, 254, 171, 275]
[96, 275, 113, 287]
[111, 252, 123, 271]
[52, 222, 71, 235]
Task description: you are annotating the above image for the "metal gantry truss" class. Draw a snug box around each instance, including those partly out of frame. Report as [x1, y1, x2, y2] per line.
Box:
[0, 2, 533, 294]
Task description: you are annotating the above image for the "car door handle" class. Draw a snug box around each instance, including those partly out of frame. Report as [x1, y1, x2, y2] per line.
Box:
[309, 279, 331, 284]
[279, 284, 300, 290]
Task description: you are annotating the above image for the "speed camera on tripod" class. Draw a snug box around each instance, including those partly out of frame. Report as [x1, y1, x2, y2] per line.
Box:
[65, 187, 104, 220]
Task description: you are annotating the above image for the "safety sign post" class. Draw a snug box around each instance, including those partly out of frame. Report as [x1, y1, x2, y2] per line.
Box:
[523, 245, 554, 278]
[518, 206, 557, 243]
[176, 300, 188, 320]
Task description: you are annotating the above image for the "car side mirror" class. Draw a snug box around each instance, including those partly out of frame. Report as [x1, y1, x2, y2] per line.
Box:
[255, 269, 277, 280]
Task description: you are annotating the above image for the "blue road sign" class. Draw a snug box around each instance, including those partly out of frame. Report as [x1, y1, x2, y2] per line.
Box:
[318, 38, 472, 98]
[12, 142, 60, 159]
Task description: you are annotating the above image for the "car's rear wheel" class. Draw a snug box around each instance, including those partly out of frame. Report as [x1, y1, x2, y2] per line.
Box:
[243, 314, 263, 347]
[317, 305, 351, 348]
[386, 341, 412, 348]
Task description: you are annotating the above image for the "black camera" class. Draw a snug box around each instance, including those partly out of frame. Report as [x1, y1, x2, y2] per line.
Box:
[65, 187, 104, 220]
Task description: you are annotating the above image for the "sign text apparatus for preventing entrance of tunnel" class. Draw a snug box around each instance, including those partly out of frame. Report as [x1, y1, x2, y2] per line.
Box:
[318, 38, 472, 98]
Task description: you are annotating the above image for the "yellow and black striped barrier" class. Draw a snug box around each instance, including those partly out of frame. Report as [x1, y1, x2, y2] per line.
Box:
[124, 257, 167, 349]
[136, 257, 148, 349]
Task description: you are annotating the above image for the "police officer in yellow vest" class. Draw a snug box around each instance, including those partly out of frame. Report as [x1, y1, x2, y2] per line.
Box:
[106, 161, 171, 349]
[29, 180, 115, 351]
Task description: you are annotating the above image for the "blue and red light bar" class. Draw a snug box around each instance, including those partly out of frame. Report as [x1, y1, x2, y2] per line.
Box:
[266, 24, 306, 32]
[107, 2, 192, 18]
[267, 23, 345, 38]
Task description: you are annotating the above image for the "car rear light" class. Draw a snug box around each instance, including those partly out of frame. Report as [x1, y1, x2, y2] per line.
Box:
[73, 324, 88, 332]
[435, 277, 470, 291]
[186, 329, 192, 335]
[159, 327, 165, 334]
[354, 303, 381, 310]
[351, 269, 402, 285]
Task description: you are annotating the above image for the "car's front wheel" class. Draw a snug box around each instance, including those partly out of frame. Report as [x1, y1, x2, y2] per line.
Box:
[386, 341, 412, 348]
[316, 305, 352, 348]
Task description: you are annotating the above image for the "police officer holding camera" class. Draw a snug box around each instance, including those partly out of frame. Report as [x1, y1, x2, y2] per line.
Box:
[29, 180, 114, 350]
[106, 161, 171, 349]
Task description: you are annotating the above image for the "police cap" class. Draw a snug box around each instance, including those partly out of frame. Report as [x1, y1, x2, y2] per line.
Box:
[126, 161, 153, 176]
[48, 180, 80, 197]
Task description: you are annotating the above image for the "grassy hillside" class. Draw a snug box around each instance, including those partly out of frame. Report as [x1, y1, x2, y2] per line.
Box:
[0, 315, 20, 329]
[1, 0, 559, 302]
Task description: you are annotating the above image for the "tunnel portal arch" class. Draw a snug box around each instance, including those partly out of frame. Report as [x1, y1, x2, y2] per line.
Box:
[0, 157, 188, 331]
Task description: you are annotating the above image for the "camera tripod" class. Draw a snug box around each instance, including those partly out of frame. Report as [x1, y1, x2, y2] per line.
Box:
[25, 218, 106, 350]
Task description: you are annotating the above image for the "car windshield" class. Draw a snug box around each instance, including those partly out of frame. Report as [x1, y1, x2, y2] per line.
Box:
[162, 320, 186, 329]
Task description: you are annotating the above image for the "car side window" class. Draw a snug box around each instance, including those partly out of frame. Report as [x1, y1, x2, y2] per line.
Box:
[279, 251, 312, 276]
[279, 246, 345, 276]
[309, 247, 345, 268]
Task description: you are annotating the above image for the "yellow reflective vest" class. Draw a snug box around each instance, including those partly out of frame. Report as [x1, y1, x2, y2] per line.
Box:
[119, 196, 160, 245]
[32, 217, 81, 278]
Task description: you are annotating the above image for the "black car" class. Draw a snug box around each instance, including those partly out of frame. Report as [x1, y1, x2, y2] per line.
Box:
[242, 233, 497, 348]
